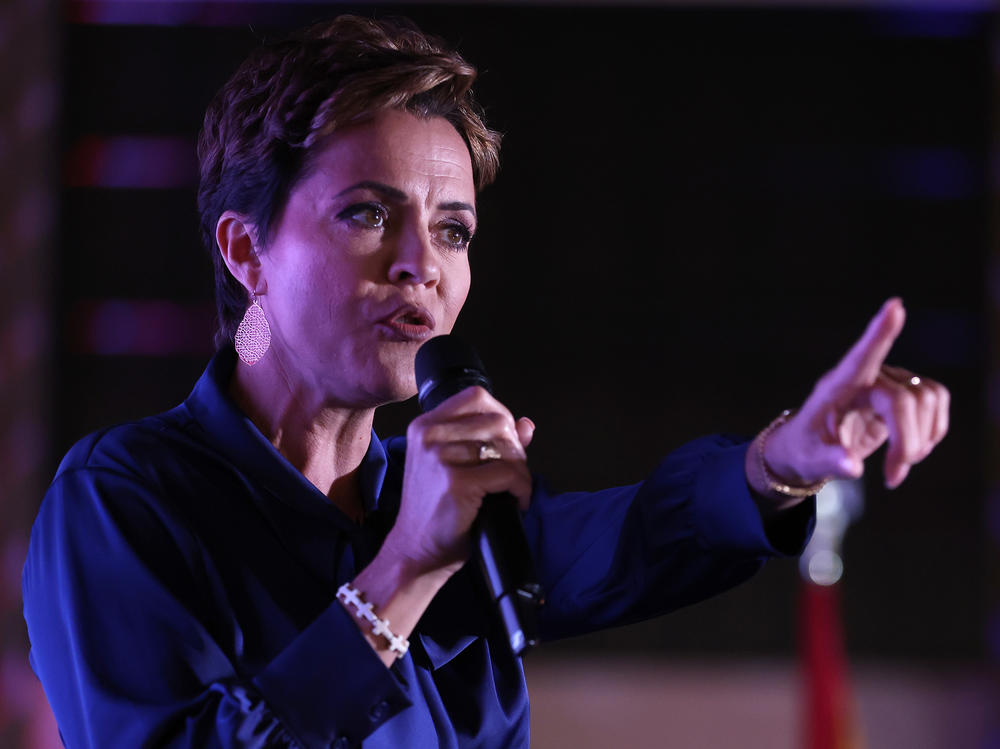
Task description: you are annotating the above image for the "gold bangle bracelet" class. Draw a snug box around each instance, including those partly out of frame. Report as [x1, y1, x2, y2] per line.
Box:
[757, 410, 829, 498]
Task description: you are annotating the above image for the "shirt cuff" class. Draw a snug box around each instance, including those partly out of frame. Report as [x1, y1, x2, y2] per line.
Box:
[692, 439, 815, 558]
[252, 600, 411, 747]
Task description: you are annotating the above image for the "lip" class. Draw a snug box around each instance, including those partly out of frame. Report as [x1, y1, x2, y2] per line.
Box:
[375, 303, 436, 342]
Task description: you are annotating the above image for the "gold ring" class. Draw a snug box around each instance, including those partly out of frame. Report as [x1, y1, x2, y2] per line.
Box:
[909, 376, 922, 387]
[478, 443, 502, 462]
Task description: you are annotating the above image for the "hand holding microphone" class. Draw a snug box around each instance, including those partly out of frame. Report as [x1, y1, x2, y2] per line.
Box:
[380, 335, 544, 656]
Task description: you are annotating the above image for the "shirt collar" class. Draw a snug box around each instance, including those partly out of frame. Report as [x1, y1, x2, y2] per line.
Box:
[184, 346, 390, 525]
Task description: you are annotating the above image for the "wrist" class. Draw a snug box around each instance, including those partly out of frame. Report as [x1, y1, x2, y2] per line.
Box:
[342, 545, 455, 668]
[356, 543, 452, 612]
[746, 410, 828, 512]
[379, 529, 465, 584]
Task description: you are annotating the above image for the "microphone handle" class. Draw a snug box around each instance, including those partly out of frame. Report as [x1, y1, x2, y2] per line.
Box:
[475, 493, 543, 657]
[413, 338, 544, 657]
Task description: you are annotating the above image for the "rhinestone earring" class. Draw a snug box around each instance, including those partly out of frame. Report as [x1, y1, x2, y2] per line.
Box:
[234, 292, 270, 366]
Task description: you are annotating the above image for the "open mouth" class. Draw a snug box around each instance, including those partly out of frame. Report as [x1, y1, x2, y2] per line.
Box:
[377, 304, 435, 341]
[393, 311, 429, 326]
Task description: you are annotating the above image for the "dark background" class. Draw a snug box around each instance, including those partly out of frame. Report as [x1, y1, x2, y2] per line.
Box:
[57, 4, 991, 662]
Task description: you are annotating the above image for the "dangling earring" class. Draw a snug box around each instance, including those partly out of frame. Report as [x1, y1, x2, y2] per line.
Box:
[234, 291, 270, 366]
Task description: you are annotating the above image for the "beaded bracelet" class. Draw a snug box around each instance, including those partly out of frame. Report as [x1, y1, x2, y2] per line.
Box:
[337, 582, 410, 658]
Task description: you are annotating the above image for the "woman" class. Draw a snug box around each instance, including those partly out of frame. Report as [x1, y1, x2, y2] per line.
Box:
[23, 15, 948, 749]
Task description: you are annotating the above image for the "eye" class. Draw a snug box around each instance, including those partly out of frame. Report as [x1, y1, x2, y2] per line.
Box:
[436, 220, 473, 251]
[338, 202, 387, 229]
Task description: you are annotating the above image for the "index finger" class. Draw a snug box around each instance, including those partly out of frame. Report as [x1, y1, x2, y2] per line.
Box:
[831, 297, 906, 387]
[420, 385, 514, 422]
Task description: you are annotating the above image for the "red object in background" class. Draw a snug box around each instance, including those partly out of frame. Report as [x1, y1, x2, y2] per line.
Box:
[800, 580, 864, 749]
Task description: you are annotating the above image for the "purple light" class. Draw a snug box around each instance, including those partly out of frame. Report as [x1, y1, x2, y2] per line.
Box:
[65, 135, 197, 189]
[868, 6, 992, 39]
[67, 0, 333, 27]
[70, 298, 214, 356]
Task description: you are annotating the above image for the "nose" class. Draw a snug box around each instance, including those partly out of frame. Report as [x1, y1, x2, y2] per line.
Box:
[387, 224, 440, 288]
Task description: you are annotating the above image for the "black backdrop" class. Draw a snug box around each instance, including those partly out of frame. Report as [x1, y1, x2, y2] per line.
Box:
[58, 4, 992, 661]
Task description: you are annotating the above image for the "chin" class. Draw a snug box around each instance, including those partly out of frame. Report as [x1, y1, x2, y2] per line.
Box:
[363, 369, 418, 407]
[387, 376, 419, 404]
[371, 348, 420, 403]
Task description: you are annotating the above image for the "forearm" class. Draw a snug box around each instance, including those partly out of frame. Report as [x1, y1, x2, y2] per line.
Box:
[528, 434, 815, 640]
[26, 468, 419, 747]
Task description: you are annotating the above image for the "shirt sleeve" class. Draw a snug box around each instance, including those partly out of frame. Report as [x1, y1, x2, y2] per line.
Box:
[523, 434, 815, 640]
[22, 465, 411, 749]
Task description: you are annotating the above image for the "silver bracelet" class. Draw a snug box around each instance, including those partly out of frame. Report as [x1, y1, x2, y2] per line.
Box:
[337, 582, 410, 658]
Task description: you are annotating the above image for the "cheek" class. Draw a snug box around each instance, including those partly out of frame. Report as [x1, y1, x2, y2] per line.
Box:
[279, 256, 361, 336]
[443, 260, 472, 328]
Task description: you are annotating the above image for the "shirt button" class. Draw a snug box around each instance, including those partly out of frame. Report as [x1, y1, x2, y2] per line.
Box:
[368, 700, 391, 722]
[331, 737, 350, 749]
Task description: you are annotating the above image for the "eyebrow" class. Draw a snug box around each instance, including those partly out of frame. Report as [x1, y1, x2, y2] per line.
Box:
[334, 180, 477, 221]
[438, 201, 477, 218]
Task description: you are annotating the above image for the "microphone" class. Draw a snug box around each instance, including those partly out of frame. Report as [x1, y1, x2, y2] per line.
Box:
[414, 335, 543, 657]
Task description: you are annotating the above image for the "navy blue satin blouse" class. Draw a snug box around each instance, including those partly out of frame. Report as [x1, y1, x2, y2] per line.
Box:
[23, 347, 812, 748]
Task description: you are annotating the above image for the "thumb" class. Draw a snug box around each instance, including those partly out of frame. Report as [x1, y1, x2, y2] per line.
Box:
[766, 417, 861, 484]
[809, 442, 864, 480]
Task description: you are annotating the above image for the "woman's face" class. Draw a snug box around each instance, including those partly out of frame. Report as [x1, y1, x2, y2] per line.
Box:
[256, 109, 476, 407]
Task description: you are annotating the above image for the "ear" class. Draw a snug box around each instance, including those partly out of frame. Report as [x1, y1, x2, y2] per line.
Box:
[216, 211, 265, 295]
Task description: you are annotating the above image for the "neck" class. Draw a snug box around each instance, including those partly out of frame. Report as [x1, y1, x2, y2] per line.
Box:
[229, 353, 375, 520]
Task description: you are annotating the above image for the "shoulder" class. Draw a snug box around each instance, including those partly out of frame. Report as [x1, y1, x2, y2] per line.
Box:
[54, 404, 202, 481]
[49, 400, 235, 513]
[37, 405, 217, 557]
[25, 411, 208, 598]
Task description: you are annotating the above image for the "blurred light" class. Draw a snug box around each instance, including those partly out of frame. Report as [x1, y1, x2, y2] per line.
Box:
[64, 135, 197, 189]
[806, 549, 844, 586]
[868, 7, 992, 38]
[67, 0, 333, 27]
[800, 479, 865, 586]
[64, 0, 997, 28]
[69, 298, 215, 356]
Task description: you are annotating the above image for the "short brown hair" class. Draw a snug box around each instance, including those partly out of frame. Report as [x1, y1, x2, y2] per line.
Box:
[197, 15, 502, 345]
